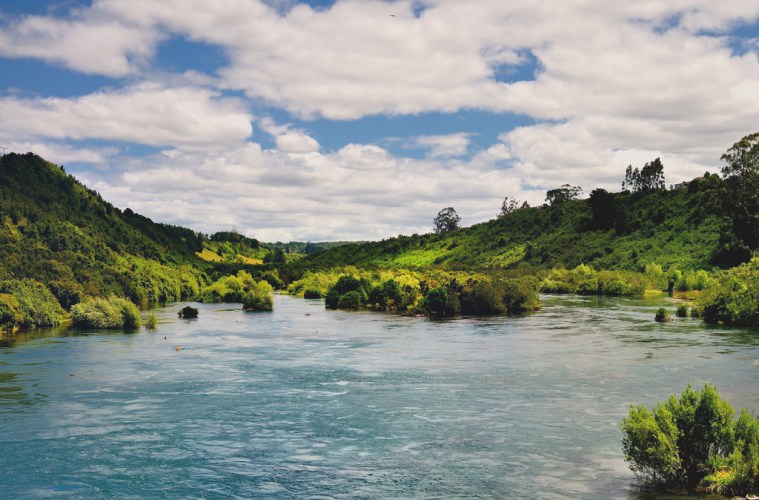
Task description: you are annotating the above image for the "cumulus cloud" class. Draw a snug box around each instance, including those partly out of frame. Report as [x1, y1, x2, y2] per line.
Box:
[0, 82, 253, 149]
[77, 139, 525, 241]
[258, 117, 320, 154]
[0, 5, 159, 76]
[413, 133, 472, 158]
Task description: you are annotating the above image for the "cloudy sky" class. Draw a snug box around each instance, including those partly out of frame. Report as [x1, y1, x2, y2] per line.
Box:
[1, 0, 758, 242]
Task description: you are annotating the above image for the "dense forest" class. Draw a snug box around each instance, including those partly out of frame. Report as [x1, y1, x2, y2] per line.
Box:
[1, 132, 759, 330]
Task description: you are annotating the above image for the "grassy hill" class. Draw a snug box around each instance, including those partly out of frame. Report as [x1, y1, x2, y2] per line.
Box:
[302, 181, 725, 273]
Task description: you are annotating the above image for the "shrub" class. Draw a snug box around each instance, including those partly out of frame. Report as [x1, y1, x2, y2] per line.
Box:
[303, 288, 323, 299]
[337, 290, 363, 310]
[178, 306, 198, 318]
[144, 311, 158, 330]
[421, 287, 453, 317]
[325, 288, 340, 309]
[71, 296, 141, 329]
[0, 279, 64, 329]
[242, 290, 273, 312]
[621, 384, 758, 493]
[460, 281, 506, 315]
[676, 305, 689, 317]
[655, 307, 671, 323]
[576, 278, 600, 295]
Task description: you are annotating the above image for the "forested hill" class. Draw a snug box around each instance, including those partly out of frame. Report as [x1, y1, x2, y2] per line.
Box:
[0, 152, 212, 306]
[301, 177, 732, 273]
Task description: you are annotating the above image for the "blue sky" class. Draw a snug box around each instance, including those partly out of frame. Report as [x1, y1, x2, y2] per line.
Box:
[1, 1, 758, 241]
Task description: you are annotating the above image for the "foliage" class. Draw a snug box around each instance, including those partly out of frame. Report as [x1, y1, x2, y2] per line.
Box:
[242, 280, 274, 312]
[545, 184, 582, 206]
[302, 183, 722, 273]
[622, 384, 758, 494]
[433, 207, 461, 233]
[178, 306, 199, 318]
[421, 286, 455, 317]
[623, 158, 666, 192]
[654, 307, 671, 323]
[695, 257, 759, 326]
[144, 311, 158, 330]
[71, 296, 141, 329]
[498, 197, 523, 217]
[0, 279, 64, 329]
[717, 132, 759, 257]
[197, 271, 272, 304]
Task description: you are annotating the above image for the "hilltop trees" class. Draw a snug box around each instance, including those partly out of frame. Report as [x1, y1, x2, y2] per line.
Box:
[623, 158, 666, 192]
[433, 207, 460, 233]
[545, 184, 582, 206]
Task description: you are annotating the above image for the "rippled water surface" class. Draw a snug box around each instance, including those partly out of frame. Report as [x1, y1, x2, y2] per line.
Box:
[1, 294, 757, 498]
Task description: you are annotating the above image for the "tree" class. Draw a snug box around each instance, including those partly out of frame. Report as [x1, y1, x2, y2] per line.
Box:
[587, 188, 617, 230]
[621, 384, 745, 493]
[623, 158, 666, 192]
[498, 197, 521, 217]
[718, 132, 759, 254]
[433, 207, 460, 233]
[545, 184, 582, 206]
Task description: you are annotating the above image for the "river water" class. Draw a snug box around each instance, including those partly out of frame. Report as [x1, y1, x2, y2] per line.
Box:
[0, 294, 757, 499]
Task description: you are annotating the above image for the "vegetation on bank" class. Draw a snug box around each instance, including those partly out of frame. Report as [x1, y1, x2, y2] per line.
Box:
[71, 296, 141, 329]
[0, 279, 64, 330]
[694, 257, 759, 326]
[622, 384, 759, 496]
[288, 267, 540, 316]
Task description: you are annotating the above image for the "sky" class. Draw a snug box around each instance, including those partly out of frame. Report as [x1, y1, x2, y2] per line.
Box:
[1, 0, 758, 242]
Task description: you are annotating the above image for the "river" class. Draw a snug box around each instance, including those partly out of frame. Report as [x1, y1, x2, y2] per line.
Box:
[1, 294, 757, 498]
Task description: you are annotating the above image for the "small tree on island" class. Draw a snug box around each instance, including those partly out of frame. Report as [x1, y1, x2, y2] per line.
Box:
[433, 207, 461, 233]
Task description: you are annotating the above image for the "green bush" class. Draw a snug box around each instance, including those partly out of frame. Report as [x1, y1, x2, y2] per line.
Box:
[460, 281, 506, 315]
[421, 287, 453, 317]
[242, 289, 273, 312]
[178, 305, 198, 318]
[71, 296, 141, 329]
[655, 307, 671, 323]
[303, 288, 323, 299]
[676, 305, 689, 317]
[144, 311, 158, 330]
[622, 384, 758, 494]
[0, 279, 64, 329]
[696, 258, 759, 326]
[337, 290, 363, 310]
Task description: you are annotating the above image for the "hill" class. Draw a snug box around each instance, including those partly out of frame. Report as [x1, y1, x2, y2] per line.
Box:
[300, 178, 726, 273]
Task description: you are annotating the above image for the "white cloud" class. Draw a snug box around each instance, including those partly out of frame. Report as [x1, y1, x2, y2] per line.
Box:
[77, 138, 525, 241]
[414, 133, 471, 158]
[0, 82, 253, 149]
[258, 117, 320, 154]
[0, 6, 159, 76]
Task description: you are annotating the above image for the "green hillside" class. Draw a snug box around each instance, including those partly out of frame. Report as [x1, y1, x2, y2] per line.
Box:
[302, 181, 725, 273]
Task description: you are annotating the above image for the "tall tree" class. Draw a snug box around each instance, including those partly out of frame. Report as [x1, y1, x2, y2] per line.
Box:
[716, 132, 759, 260]
[433, 207, 461, 233]
[623, 158, 666, 192]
